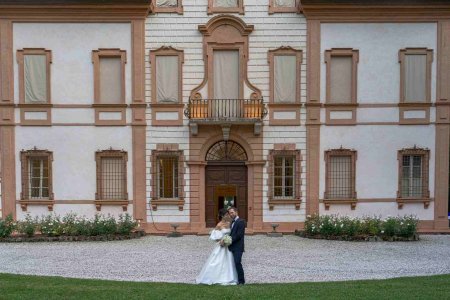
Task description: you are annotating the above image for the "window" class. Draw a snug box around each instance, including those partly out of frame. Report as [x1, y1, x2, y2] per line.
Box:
[274, 156, 295, 198]
[399, 48, 433, 103]
[20, 149, 53, 201]
[17, 48, 52, 104]
[325, 49, 359, 104]
[150, 46, 184, 104]
[398, 148, 430, 199]
[267, 147, 301, 210]
[151, 147, 185, 210]
[158, 156, 179, 199]
[92, 49, 127, 105]
[213, 50, 240, 100]
[95, 150, 128, 201]
[208, 0, 244, 14]
[153, 0, 183, 14]
[324, 48, 359, 125]
[269, 0, 300, 14]
[267, 47, 302, 125]
[324, 148, 357, 200]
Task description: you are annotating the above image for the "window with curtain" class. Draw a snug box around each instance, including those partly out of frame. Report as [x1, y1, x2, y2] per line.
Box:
[214, 0, 238, 7]
[329, 56, 352, 104]
[326, 155, 354, 199]
[156, 56, 179, 103]
[213, 50, 239, 99]
[404, 54, 427, 103]
[28, 157, 49, 199]
[99, 157, 126, 200]
[158, 156, 179, 199]
[24, 55, 48, 103]
[274, 0, 295, 7]
[274, 55, 296, 103]
[156, 0, 178, 7]
[99, 57, 122, 104]
[273, 156, 295, 198]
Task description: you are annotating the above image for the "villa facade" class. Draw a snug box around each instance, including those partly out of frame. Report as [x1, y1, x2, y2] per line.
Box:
[0, 0, 449, 233]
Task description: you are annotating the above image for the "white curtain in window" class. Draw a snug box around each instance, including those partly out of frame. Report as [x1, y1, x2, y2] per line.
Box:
[156, 0, 177, 7]
[156, 56, 179, 103]
[214, 0, 238, 7]
[330, 56, 352, 103]
[329, 156, 352, 198]
[405, 54, 426, 102]
[24, 55, 47, 103]
[274, 0, 296, 7]
[274, 55, 296, 103]
[100, 57, 122, 104]
[214, 50, 239, 99]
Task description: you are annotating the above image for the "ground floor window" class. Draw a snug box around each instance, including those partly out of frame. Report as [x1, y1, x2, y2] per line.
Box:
[95, 149, 128, 200]
[324, 148, 357, 200]
[20, 148, 53, 200]
[398, 147, 429, 199]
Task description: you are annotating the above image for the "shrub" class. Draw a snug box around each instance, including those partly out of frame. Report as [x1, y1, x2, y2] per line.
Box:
[17, 214, 38, 237]
[304, 214, 419, 240]
[117, 214, 138, 235]
[39, 214, 64, 237]
[0, 214, 15, 238]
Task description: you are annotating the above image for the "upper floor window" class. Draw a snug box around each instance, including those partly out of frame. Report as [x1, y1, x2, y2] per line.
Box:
[95, 150, 128, 201]
[150, 47, 184, 104]
[324, 148, 357, 200]
[17, 48, 52, 104]
[20, 148, 53, 201]
[399, 48, 433, 103]
[92, 49, 127, 105]
[154, 0, 183, 14]
[398, 147, 430, 199]
[269, 0, 300, 14]
[325, 48, 359, 104]
[268, 47, 302, 104]
[208, 0, 244, 14]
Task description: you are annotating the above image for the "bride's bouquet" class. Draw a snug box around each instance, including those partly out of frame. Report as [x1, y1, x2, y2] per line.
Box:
[221, 234, 232, 247]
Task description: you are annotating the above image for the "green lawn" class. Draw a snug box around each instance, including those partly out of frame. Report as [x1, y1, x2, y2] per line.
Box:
[0, 273, 449, 300]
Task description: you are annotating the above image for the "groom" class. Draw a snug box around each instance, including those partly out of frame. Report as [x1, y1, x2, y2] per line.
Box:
[227, 207, 245, 285]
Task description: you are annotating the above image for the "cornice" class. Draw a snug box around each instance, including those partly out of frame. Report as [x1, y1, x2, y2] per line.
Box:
[0, 2, 151, 20]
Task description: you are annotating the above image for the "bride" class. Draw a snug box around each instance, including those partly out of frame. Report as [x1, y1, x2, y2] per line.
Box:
[196, 208, 238, 285]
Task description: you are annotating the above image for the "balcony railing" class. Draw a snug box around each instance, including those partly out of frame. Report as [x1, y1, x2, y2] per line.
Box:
[185, 98, 267, 122]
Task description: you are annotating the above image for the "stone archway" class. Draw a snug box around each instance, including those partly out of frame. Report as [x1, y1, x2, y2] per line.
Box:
[204, 140, 248, 227]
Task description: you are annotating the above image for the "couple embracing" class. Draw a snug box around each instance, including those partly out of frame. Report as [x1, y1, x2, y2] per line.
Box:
[196, 207, 245, 285]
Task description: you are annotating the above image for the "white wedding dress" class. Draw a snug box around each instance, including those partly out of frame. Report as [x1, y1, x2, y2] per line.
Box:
[195, 228, 238, 285]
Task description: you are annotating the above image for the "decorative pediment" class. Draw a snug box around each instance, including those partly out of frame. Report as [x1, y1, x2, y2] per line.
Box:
[198, 14, 254, 36]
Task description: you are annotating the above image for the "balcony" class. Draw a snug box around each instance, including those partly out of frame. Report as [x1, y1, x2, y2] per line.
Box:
[185, 98, 267, 137]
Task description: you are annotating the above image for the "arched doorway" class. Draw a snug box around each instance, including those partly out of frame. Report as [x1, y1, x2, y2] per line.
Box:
[205, 140, 248, 227]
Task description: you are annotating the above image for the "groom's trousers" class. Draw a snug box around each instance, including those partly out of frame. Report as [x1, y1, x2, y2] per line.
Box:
[232, 251, 245, 284]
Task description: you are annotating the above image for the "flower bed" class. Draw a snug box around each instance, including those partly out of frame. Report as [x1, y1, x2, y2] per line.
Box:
[0, 213, 144, 242]
[296, 215, 420, 242]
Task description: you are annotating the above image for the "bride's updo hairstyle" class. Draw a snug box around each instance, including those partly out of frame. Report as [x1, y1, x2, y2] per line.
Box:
[218, 208, 229, 221]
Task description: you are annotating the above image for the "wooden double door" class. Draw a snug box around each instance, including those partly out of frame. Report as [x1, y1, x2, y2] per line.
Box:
[205, 164, 247, 227]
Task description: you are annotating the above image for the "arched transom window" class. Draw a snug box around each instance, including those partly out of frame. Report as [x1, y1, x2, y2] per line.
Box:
[206, 140, 247, 161]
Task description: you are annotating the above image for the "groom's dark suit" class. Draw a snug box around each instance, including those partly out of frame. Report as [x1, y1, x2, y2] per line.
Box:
[229, 217, 245, 284]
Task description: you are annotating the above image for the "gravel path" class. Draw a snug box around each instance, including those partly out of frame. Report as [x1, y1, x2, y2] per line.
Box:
[0, 235, 449, 284]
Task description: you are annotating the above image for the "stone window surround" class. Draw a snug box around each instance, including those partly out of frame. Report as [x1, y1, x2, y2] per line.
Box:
[398, 48, 434, 125]
[323, 148, 357, 210]
[150, 144, 186, 211]
[267, 46, 303, 126]
[207, 0, 245, 15]
[324, 48, 359, 126]
[267, 144, 302, 211]
[95, 149, 129, 212]
[16, 48, 52, 126]
[19, 148, 54, 212]
[152, 0, 183, 14]
[397, 147, 430, 209]
[149, 46, 184, 126]
[92, 48, 127, 126]
[268, 0, 302, 14]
